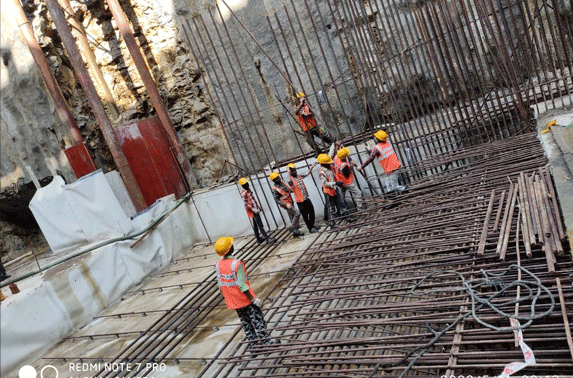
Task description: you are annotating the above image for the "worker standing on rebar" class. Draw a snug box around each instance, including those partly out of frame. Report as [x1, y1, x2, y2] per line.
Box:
[286, 163, 320, 234]
[214, 237, 277, 349]
[333, 147, 364, 211]
[317, 154, 355, 229]
[239, 178, 276, 245]
[270, 172, 304, 238]
[357, 130, 406, 193]
[295, 93, 332, 155]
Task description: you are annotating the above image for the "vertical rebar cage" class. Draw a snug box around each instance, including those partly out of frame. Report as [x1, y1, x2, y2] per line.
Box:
[181, 0, 571, 178]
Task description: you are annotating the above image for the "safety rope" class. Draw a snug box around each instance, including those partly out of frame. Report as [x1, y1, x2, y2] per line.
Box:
[366, 265, 555, 378]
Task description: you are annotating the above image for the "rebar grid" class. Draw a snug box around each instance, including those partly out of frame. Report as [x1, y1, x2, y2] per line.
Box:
[210, 133, 572, 377]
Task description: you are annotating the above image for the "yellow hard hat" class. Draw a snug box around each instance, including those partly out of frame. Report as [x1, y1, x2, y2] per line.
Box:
[374, 130, 388, 141]
[317, 154, 333, 164]
[215, 236, 233, 256]
[269, 172, 280, 181]
[287, 163, 296, 170]
[336, 147, 350, 160]
[238, 177, 248, 186]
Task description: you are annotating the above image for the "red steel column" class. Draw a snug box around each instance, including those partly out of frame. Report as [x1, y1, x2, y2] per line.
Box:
[9, 0, 84, 145]
[105, 0, 198, 190]
[45, 0, 147, 211]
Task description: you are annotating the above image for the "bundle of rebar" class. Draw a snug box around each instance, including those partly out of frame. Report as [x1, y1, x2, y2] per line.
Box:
[477, 167, 566, 274]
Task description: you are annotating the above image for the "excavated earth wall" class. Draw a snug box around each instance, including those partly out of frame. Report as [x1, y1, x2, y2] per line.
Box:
[1, 0, 571, 259]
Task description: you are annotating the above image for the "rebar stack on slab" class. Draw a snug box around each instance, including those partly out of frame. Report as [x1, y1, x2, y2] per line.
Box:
[209, 133, 572, 377]
[478, 167, 566, 272]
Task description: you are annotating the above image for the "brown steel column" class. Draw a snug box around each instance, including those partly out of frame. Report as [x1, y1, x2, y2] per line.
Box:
[105, 0, 197, 190]
[45, 0, 147, 212]
[9, 0, 84, 145]
[58, 0, 121, 121]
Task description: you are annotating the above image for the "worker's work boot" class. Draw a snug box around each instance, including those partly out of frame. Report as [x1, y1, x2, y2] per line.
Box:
[0, 273, 11, 282]
[256, 238, 265, 244]
[329, 222, 337, 230]
[291, 229, 304, 237]
[261, 338, 281, 346]
[266, 237, 276, 244]
[309, 227, 319, 234]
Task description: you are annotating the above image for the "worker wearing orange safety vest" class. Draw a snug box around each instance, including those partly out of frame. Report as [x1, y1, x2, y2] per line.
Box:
[214, 237, 278, 349]
[333, 147, 364, 210]
[270, 172, 303, 237]
[286, 163, 319, 234]
[357, 130, 406, 193]
[318, 154, 355, 229]
[294, 93, 332, 155]
[239, 178, 276, 245]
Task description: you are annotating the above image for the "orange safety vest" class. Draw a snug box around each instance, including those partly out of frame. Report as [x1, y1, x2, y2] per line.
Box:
[273, 182, 294, 206]
[333, 157, 354, 186]
[215, 258, 255, 310]
[289, 176, 309, 203]
[375, 141, 401, 174]
[241, 189, 259, 218]
[320, 166, 337, 196]
[296, 105, 317, 132]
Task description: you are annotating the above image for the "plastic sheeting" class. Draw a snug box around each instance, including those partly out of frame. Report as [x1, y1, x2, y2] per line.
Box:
[1, 196, 194, 377]
[29, 171, 134, 254]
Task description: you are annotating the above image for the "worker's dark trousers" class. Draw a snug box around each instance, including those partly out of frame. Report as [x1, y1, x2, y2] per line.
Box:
[236, 304, 271, 346]
[296, 198, 315, 231]
[305, 127, 333, 154]
[0, 260, 7, 279]
[325, 189, 349, 225]
[251, 213, 270, 241]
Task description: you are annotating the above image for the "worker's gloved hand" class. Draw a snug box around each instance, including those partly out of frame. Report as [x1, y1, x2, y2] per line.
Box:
[286, 204, 293, 210]
[336, 181, 344, 187]
[253, 208, 261, 214]
[252, 297, 263, 308]
[356, 167, 363, 172]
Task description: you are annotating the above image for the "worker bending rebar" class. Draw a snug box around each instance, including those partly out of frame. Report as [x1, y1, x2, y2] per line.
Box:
[286, 162, 320, 234]
[333, 147, 364, 210]
[238, 178, 276, 244]
[358, 130, 407, 193]
[317, 154, 356, 229]
[294, 93, 332, 155]
[270, 172, 304, 238]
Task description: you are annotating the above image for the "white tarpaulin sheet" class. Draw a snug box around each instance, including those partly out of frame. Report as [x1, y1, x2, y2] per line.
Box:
[2, 196, 195, 377]
[29, 171, 133, 253]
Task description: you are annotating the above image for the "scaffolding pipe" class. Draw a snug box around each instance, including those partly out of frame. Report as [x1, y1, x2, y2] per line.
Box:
[58, 0, 121, 121]
[45, 0, 147, 212]
[104, 0, 198, 190]
[9, 0, 84, 146]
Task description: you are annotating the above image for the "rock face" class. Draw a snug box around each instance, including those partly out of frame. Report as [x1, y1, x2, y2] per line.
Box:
[1, 0, 233, 259]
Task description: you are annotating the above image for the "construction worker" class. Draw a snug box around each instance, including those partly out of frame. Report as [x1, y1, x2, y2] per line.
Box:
[270, 172, 304, 237]
[286, 163, 320, 234]
[294, 93, 332, 155]
[239, 178, 276, 244]
[357, 130, 406, 193]
[333, 147, 364, 210]
[214, 237, 277, 348]
[317, 154, 355, 229]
